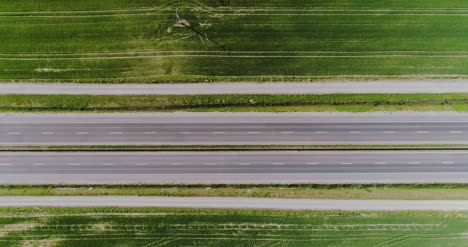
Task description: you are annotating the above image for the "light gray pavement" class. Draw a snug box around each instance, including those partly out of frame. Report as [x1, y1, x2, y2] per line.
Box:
[3, 81, 468, 95]
[4, 113, 468, 145]
[2, 197, 468, 211]
[1, 151, 468, 184]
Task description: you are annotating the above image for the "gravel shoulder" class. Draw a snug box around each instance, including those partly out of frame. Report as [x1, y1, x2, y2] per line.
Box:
[4, 81, 468, 95]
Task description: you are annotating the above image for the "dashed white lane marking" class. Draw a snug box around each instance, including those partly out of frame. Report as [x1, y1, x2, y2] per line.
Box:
[212, 132, 225, 134]
[315, 132, 329, 134]
[450, 131, 463, 133]
[272, 163, 285, 165]
[109, 132, 123, 135]
[178, 132, 192, 134]
[41, 132, 54, 135]
[7, 132, 21, 135]
[375, 162, 388, 165]
[340, 162, 353, 165]
[248, 132, 260, 134]
[416, 131, 429, 134]
[408, 162, 421, 164]
[443, 162, 455, 164]
[75, 132, 88, 135]
[33, 164, 45, 166]
[67, 163, 80, 166]
[307, 162, 320, 165]
[203, 163, 217, 165]
[135, 163, 148, 166]
[280, 132, 295, 134]
[144, 132, 157, 134]
[349, 131, 361, 134]
[0, 164, 12, 166]
[101, 163, 114, 166]
[239, 163, 251, 165]
[384, 131, 396, 133]
[171, 163, 183, 165]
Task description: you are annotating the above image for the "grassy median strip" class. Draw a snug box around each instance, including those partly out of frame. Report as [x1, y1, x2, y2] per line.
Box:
[3, 184, 468, 200]
[4, 94, 468, 112]
[3, 145, 468, 151]
[0, 208, 465, 246]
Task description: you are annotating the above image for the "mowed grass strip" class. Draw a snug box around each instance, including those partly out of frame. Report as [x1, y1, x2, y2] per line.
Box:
[2, 94, 468, 112]
[0, 208, 466, 246]
[4, 184, 468, 200]
[7, 1, 468, 82]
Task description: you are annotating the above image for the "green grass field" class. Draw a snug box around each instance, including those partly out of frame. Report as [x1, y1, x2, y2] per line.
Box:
[5, 0, 468, 83]
[0, 208, 467, 246]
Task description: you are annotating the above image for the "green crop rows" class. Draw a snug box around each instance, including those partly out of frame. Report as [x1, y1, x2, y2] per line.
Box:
[4, 0, 468, 83]
[0, 208, 467, 246]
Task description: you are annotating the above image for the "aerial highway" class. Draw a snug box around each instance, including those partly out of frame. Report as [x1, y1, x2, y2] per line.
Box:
[3, 81, 468, 95]
[1, 197, 467, 211]
[3, 113, 468, 145]
[1, 151, 468, 184]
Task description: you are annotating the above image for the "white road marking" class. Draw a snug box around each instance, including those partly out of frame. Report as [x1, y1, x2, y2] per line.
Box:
[315, 132, 329, 134]
[384, 131, 396, 133]
[212, 132, 225, 134]
[67, 163, 80, 166]
[248, 132, 260, 134]
[203, 163, 217, 165]
[340, 162, 353, 165]
[144, 132, 157, 134]
[307, 162, 320, 165]
[178, 132, 192, 134]
[0, 164, 12, 166]
[416, 131, 429, 134]
[109, 132, 123, 135]
[239, 163, 251, 165]
[101, 163, 114, 166]
[135, 163, 148, 166]
[272, 163, 285, 165]
[171, 163, 183, 165]
[375, 162, 388, 165]
[450, 131, 463, 133]
[280, 132, 295, 134]
[33, 164, 45, 166]
[408, 162, 421, 164]
[75, 132, 88, 135]
[443, 162, 455, 164]
[41, 132, 54, 135]
[7, 132, 21, 135]
[349, 131, 361, 134]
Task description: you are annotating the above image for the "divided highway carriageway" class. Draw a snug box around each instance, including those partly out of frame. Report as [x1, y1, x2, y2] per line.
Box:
[2, 113, 468, 145]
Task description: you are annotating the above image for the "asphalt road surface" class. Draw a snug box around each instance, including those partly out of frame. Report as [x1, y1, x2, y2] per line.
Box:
[3, 81, 468, 95]
[3, 113, 468, 145]
[2, 197, 468, 211]
[1, 151, 468, 184]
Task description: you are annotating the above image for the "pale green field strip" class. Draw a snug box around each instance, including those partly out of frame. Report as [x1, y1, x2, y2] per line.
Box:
[0, 208, 465, 246]
[4, 184, 468, 200]
[2, 94, 468, 112]
[6, 1, 468, 82]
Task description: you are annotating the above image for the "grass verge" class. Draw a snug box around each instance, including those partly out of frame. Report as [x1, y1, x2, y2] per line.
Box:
[3, 145, 468, 151]
[3, 94, 468, 112]
[4, 184, 468, 200]
[0, 208, 464, 246]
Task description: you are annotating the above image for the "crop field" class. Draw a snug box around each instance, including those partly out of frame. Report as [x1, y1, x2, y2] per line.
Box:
[6, 0, 468, 83]
[0, 208, 467, 246]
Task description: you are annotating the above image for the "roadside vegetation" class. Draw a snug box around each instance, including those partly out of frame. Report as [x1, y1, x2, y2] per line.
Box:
[3, 94, 468, 112]
[0, 207, 465, 246]
[4, 184, 468, 200]
[5, 0, 468, 82]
